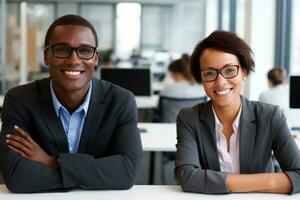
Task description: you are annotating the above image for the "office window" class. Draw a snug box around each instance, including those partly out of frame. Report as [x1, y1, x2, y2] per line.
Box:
[7, 3, 19, 25]
[57, 3, 78, 17]
[27, 3, 55, 40]
[116, 3, 141, 54]
[291, 0, 300, 74]
[80, 4, 114, 50]
[4, 2, 20, 68]
[218, 0, 230, 30]
[171, 2, 205, 54]
[141, 5, 171, 51]
[2, 3, 20, 92]
[236, 0, 246, 38]
[27, 3, 55, 73]
[274, 0, 291, 74]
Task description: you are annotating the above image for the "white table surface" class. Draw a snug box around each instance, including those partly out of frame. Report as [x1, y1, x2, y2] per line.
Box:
[135, 95, 159, 109]
[0, 185, 299, 200]
[138, 123, 176, 152]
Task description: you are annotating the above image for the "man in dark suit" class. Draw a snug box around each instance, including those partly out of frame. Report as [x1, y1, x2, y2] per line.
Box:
[0, 15, 142, 193]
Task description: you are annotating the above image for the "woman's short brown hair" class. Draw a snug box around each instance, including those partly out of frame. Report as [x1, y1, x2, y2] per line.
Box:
[190, 30, 255, 83]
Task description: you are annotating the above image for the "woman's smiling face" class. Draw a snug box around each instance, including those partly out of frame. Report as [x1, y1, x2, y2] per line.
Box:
[199, 48, 247, 109]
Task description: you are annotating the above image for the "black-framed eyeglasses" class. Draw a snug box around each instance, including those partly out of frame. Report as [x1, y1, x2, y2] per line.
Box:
[200, 65, 239, 82]
[45, 44, 98, 60]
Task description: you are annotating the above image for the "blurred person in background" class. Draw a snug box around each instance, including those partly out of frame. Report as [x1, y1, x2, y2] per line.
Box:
[259, 67, 289, 112]
[160, 57, 206, 98]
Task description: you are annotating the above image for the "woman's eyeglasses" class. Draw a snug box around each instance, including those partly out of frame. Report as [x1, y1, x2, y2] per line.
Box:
[200, 65, 239, 82]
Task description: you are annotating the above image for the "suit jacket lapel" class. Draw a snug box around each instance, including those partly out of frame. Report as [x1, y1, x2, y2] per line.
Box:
[239, 96, 257, 173]
[78, 79, 105, 152]
[38, 78, 69, 153]
[199, 100, 221, 171]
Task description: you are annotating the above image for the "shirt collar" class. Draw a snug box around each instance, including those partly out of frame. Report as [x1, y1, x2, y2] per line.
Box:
[50, 80, 92, 117]
[212, 104, 242, 133]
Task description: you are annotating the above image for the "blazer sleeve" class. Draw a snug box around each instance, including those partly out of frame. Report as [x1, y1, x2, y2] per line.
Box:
[0, 91, 63, 193]
[174, 109, 229, 194]
[271, 106, 300, 194]
[57, 92, 142, 190]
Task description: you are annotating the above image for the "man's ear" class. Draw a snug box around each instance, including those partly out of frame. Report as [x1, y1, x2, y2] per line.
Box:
[94, 51, 99, 63]
[44, 49, 49, 65]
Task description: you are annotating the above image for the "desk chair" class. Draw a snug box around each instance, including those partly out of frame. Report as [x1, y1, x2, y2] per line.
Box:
[157, 95, 207, 184]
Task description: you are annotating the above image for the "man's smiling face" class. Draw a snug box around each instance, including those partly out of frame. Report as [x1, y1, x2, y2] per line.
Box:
[44, 25, 98, 95]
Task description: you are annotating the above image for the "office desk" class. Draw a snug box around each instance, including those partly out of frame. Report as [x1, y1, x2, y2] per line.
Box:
[135, 95, 159, 109]
[138, 122, 300, 184]
[1, 185, 299, 200]
[138, 123, 176, 184]
[139, 123, 176, 152]
[285, 109, 300, 129]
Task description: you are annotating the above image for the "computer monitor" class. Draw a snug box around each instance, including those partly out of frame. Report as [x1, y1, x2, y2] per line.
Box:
[290, 76, 300, 108]
[100, 68, 152, 96]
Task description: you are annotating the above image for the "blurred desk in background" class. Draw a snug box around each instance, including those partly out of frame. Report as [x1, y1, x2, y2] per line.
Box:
[138, 123, 176, 152]
[135, 95, 159, 122]
[138, 123, 176, 185]
[0, 95, 4, 114]
[0, 95, 4, 107]
[135, 95, 159, 109]
[285, 109, 300, 129]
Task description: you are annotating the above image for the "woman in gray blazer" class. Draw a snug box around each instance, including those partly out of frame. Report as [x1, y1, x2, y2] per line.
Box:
[175, 30, 300, 194]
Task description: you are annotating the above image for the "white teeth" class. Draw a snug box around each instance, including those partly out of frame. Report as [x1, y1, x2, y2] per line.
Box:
[65, 71, 80, 76]
[215, 89, 230, 95]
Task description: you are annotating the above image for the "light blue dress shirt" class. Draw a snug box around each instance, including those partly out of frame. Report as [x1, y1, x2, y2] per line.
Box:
[50, 81, 92, 153]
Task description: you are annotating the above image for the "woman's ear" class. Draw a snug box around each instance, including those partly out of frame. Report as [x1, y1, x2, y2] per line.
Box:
[242, 69, 248, 80]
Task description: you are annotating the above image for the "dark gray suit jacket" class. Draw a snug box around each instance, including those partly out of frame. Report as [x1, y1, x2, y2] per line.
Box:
[175, 96, 300, 194]
[0, 78, 142, 193]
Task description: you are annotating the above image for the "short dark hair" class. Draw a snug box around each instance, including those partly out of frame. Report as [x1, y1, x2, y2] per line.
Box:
[190, 30, 255, 83]
[267, 67, 286, 86]
[44, 14, 98, 48]
[168, 58, 195, 83]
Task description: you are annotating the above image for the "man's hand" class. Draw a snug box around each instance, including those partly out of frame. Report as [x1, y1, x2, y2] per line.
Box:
[6, 125, 59, 169]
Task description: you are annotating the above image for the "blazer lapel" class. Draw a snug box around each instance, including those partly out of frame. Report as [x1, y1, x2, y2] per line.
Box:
[239, 96, 257, 173]
[38, 78, 69, 153]
[199, 100, 221, 171]
[78, 79, 105, 152]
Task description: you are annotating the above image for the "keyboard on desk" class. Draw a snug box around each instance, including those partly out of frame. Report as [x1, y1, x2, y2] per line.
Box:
[139, 128, 148, 133]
